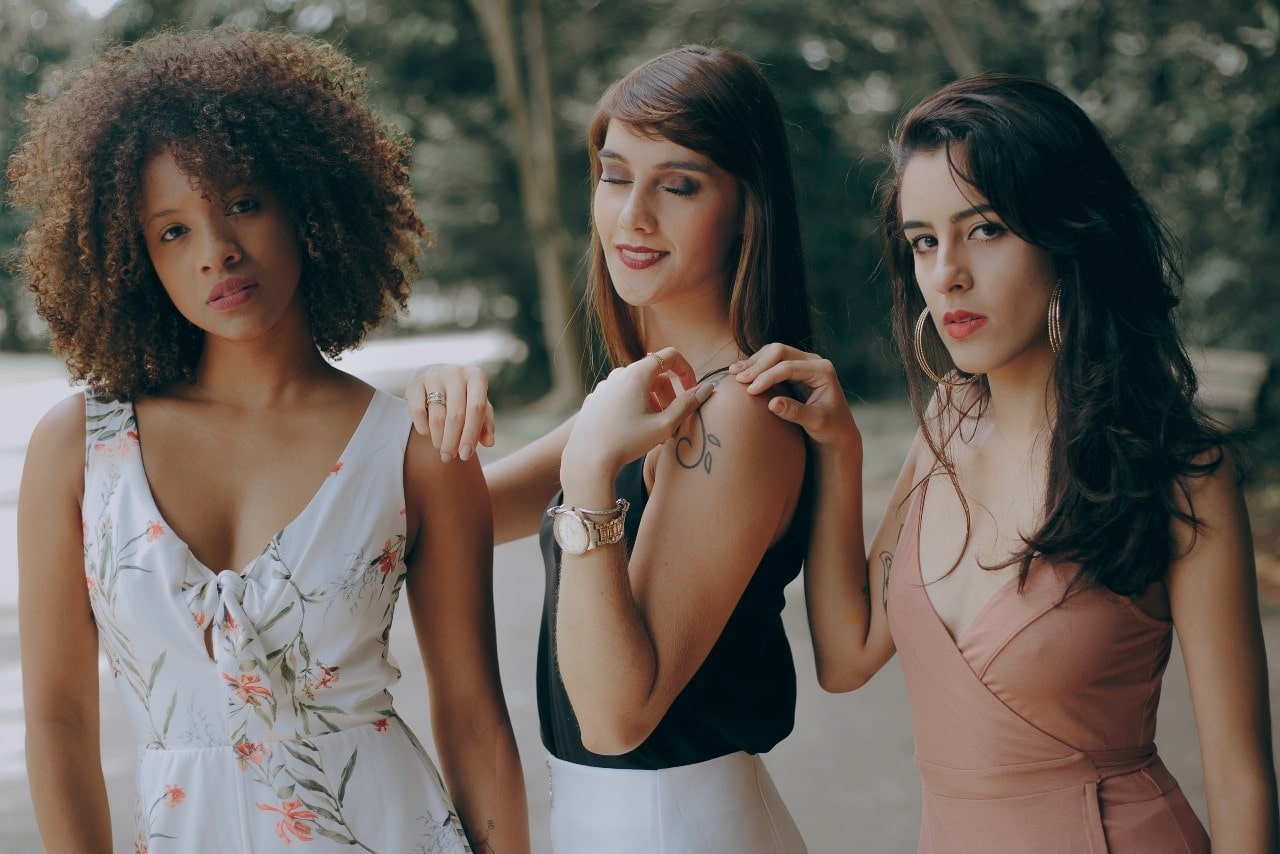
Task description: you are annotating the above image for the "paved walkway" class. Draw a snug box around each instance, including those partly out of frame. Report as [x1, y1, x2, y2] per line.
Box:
[1, 348, 1276, 851]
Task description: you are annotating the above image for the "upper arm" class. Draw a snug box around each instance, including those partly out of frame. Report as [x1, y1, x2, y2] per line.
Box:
[627, 383, 806, 716]
[19, 394, 100, 725]
[1168, 454, 1276, 829]
[855, 430, 929, 665]
[403, 429, 503, 723]
[485, 414, 576, 543]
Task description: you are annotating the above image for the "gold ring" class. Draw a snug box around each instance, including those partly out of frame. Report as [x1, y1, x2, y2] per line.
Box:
[647, 352, 666, 373]
[425, 391, 447, 407]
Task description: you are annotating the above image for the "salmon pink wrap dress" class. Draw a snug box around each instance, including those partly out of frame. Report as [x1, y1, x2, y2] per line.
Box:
[887, 480, 1210, 853]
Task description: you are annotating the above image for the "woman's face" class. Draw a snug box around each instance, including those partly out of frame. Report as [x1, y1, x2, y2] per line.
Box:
[899, 147, 1057, 382]
[593, 122, 743, 312]
[140, 149, 305, 343]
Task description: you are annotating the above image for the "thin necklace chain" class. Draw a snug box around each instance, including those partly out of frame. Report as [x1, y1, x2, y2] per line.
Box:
[692, 336, 737, 378]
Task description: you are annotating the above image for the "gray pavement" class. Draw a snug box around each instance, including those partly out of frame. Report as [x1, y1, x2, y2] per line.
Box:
[1, 348, 1277, 852]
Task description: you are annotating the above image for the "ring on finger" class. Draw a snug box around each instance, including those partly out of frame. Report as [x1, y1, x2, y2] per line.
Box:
[425, 391, 447, 407]
[647, 351, 666, 373]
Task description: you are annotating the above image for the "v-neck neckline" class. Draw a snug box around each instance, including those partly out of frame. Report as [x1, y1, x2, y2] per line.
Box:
[911, 476, 1022, 648]
[128, 389, 382, 577]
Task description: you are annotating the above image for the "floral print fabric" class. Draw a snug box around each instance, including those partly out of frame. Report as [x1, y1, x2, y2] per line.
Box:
[83, 391, 471, 853]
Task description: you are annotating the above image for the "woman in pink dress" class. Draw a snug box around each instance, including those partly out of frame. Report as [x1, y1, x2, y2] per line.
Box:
[731, 75, 1276, 851]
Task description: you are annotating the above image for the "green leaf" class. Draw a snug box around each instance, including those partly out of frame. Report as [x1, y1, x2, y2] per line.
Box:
[337, 748, 358, 805]
[147, 650, 166, 692]
[283, 743, 324, 772]
[256, 603, 295, 634]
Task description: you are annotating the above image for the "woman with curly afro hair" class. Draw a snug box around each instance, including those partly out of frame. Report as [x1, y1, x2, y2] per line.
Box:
[10, 27, 529, 853]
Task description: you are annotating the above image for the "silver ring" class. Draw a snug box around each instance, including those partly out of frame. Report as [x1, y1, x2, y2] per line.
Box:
[425, 391, 446, 407]
[647, 351, 666, 373]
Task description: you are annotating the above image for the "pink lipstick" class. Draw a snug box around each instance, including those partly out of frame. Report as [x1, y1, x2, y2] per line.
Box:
[207, 277, 258, 311]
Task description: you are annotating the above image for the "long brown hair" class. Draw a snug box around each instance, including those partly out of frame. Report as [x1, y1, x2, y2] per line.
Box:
[585, 45, 812, 368]
[881, 75, 1228, 595]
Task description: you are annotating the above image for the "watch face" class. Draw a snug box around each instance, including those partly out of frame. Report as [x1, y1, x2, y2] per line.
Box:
[553, 511, 590, 556]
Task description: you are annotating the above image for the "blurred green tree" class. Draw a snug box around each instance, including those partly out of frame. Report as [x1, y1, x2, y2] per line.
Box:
[2, 0, 1276, 412]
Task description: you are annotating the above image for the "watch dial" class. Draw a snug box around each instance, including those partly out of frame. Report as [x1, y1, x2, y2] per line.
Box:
[554, 512, 590, 555]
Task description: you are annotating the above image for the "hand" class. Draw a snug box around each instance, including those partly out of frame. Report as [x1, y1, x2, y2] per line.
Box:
[729, 343, 861, 455]
[561, 348, 711, 491]
[405, 364, 496, 462]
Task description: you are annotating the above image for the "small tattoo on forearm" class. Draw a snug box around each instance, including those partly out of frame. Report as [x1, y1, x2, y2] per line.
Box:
[880, 551, 893, 614]
[861, 584, 871, 612]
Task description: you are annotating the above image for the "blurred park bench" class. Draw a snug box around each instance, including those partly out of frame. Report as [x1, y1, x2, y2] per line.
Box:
[1192, 347, 1271, 429]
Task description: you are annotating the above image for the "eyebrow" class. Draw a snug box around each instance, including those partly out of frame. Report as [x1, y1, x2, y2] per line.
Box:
[900, 204, 997, 231]
[144, 209, 178, 229]
[597, 148, 713, 174]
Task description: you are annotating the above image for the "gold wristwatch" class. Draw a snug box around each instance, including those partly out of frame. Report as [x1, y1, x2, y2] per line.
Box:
[547, 498, 630, 556]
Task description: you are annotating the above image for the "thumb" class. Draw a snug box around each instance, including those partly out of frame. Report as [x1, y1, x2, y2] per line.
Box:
[666, 382, 714, 429]
[767, 395, 810, 427]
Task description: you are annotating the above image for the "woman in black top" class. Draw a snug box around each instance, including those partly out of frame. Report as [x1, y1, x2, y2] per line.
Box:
[411, 45, 814, 852]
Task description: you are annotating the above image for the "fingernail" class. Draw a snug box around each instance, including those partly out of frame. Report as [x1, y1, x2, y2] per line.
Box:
[441, 452, 453, 463]
[695, 383, 714, 403]
[459, 445, 472, 461]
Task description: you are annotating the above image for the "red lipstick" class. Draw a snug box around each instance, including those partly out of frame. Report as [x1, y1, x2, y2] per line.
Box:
[616, 244, 668, 271]
[942, 310, 987, 340]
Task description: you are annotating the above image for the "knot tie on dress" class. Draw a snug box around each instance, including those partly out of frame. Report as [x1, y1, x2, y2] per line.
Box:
[216, 569, 248, 603]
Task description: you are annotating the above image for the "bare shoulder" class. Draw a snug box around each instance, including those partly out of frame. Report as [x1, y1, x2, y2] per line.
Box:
[664, 376, 805, 501]
[27, 392, 87, 474]
[704, 372, 805, 444]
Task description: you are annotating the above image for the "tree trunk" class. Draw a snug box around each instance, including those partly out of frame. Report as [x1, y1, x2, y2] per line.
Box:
[914, 0, 982, 78]
[467, 0, 584, 410]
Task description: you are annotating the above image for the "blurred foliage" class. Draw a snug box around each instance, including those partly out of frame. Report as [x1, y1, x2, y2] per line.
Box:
[2, 0, 1277, 410]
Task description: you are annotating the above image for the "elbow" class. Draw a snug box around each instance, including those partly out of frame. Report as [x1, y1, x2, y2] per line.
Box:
[815, 660, 872, 694]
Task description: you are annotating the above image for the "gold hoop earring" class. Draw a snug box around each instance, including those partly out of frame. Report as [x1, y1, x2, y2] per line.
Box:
[914, 308, 976, 387]
[1047, 281, 1063, 355]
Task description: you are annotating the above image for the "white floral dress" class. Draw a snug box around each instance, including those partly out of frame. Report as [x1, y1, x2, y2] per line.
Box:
[82, 390, 472, 853]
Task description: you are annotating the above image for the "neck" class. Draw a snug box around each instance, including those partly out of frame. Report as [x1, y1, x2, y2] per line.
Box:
[180, 323, 335, 409]
[640, 309, 741, 377]
[981, 353, 1057, 440]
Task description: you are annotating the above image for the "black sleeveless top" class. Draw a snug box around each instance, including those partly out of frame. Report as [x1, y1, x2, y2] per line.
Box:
[536, 404, 813, 769]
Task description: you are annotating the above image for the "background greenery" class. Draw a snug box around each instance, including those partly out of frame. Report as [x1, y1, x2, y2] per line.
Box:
[3, 0, 1277, 407]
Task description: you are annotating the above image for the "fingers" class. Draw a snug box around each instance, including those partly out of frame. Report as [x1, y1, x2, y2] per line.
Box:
[744, 357, 837, 398]
[453, 372, 495, 460]
[405, 365, 493, 460]
[662, 381, 715, 432]
[645, 346, 698, 391]
[728, 342, 809, 380]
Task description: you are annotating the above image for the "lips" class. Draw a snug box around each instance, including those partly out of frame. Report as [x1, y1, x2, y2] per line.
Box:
[941, 309, 987, 340]
[207, 277, 258, 310]
[616, 244, 668, 270]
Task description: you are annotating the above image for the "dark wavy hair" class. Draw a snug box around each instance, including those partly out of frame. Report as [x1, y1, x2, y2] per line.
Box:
[6, 27, 426, 400]
[880, 74, 1229, 596]
[585, 45, 812, 368]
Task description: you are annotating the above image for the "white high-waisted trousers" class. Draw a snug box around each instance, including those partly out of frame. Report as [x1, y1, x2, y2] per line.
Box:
[546, 751, 808, 853]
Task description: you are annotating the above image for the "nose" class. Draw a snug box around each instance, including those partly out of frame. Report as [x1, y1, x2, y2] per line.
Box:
[618, 187, 656, 234]
[929, 240, 971, 294]
[200, 222, 242, 272]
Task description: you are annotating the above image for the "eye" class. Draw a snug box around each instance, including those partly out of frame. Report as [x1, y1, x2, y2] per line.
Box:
[970, 221, 1005, 241]
[662, 177, 697, 197]
[599, 170, 632, 187]
[907, 234, 937, 254]
[159, 224, 189, 243]
[227, 197, 260, 215]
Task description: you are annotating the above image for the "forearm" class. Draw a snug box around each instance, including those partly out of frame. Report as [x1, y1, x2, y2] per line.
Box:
[26, 719, 111, 851]
[804, 443, 887, 691]
[1205, 775, 1279, 852]
[436, 719, 530, 854]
